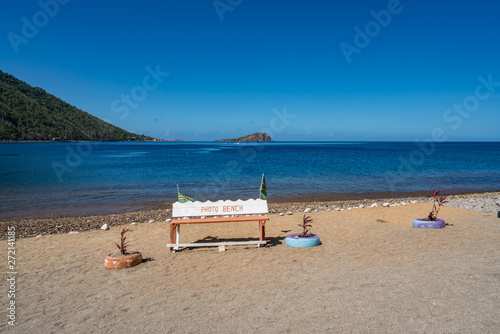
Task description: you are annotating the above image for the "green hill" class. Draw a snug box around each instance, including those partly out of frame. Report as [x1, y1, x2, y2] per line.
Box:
[0, 70, 153, 141]
[216, 132, 273, 142]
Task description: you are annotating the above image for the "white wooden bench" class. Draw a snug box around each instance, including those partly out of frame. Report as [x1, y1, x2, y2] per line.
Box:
[167, 199, 269, 253]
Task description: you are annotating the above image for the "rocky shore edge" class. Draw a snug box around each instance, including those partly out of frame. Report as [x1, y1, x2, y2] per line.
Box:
[1, 192, 498, 240]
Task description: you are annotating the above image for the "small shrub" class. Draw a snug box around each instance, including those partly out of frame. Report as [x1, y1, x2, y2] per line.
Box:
[425, 190, 448, 221]
[115, 228, 132, 255]
[298, 214, 313, 237]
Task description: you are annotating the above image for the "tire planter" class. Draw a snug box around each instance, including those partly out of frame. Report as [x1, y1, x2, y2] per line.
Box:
[412, 218, 445, 229]
[104, 252, 142, 270]
[285, 233, 320, 247]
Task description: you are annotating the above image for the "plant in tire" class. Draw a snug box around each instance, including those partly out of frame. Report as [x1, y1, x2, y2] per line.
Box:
[285, 214, 320, 247]
[105, 228, 142, 270]
[412, 189, 447, 229]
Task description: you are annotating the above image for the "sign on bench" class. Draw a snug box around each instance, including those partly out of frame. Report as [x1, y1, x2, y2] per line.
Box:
[167, 199, 269, 253]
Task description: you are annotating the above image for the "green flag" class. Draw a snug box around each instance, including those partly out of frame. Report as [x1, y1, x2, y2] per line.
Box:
[259, 174, 267, 199]
[177, 185, 194, 203]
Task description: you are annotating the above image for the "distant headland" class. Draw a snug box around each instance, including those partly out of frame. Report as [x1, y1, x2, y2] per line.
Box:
[215, 132, 273, 142]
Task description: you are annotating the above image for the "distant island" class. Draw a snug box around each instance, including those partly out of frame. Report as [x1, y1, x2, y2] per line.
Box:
[216, 132, 273, 142]
[0, 70, 157, 142]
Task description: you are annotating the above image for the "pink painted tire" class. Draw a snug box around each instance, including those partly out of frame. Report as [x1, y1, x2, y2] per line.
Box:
[412, 218, 445, 229]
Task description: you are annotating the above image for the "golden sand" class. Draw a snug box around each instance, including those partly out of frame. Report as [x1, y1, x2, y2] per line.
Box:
[1, 204, 499, 333]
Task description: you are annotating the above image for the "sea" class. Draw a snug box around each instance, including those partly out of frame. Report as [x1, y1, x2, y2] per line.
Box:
[1, 141, 499, 220]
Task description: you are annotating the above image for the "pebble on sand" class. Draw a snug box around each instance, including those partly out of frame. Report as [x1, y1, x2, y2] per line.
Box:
[100, 223, 109, 230]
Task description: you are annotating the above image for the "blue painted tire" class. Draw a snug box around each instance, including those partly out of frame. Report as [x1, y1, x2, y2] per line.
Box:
[285, 233, 320, 247]
[412, 218, 445, 229]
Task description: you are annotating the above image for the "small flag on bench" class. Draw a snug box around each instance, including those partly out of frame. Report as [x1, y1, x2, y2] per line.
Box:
[259, 174, 267, 199]
[177, 185, 194, 203]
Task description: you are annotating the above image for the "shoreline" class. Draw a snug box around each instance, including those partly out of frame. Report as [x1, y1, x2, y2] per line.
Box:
[1, 191, 498, 240]
[1, 189, 498, 222]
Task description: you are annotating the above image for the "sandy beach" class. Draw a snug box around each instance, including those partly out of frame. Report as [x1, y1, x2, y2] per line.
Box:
[1, 198, 499, 333]
[2, 0, 499, 331]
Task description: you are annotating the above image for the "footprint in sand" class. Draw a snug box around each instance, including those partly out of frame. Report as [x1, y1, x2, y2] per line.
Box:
[43, 306, 62, 316]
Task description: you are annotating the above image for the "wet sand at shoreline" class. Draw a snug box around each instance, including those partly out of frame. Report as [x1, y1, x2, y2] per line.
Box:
[1, 202, 499, 333]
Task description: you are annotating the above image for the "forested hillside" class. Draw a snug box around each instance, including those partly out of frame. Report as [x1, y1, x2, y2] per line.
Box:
[0, 70, 153, 141]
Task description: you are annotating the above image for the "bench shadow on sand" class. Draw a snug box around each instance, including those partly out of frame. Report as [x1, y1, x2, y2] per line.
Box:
[173, 235, 285, 252]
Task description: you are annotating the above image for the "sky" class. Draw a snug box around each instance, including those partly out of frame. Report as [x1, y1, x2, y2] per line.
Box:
[1, 0, 499, 141]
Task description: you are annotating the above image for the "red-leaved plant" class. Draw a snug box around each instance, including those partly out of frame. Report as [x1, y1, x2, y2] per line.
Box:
[425, 190, 448, 221]
[298, 214, 313, 237]
[115, 228, 132, 255]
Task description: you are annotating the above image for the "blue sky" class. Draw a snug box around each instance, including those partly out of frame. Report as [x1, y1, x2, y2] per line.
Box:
[1, 0, 499, 141]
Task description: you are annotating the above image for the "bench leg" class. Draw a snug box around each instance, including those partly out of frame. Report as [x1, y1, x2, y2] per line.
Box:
[175, 225, 180, 251]
[259, 220, 266, 248]
[169, 223, 176, 253]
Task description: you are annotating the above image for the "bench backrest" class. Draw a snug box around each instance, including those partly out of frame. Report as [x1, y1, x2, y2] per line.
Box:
[172, 199, 268, 218]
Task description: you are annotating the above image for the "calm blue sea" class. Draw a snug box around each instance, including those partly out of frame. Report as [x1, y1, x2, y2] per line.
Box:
[1, 141, 499, 220]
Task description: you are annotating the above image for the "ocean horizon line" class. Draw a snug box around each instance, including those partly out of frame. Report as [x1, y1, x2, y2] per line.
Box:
[2, 140, 500, 144]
